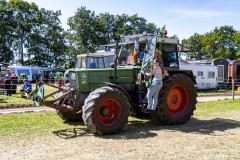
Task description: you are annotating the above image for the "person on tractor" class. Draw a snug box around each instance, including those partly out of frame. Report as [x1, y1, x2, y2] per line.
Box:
[20, 79, 32, 99]
[142, 59, 169, 113]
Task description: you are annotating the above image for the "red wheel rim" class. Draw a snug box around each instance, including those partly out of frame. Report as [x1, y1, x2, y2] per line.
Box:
[98, 99, 121, 126]
[167, 85, 189, 115]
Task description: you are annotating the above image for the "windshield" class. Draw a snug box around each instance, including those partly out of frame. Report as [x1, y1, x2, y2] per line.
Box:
[87, 57, 104, 68]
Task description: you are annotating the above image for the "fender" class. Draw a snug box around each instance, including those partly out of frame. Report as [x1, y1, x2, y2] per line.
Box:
[103, 82, 133, 108]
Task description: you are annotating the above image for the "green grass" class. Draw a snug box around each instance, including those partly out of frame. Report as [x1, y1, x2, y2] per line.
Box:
[0, 99, 239, 139]
[197, 89, 240, 96]
[0, 111, 85, 138]
[0, 84, 57, 107]
[195, 99, 240, 116]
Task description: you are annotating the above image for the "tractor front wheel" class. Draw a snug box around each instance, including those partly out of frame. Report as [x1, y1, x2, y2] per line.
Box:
[82, 87, 131, 135]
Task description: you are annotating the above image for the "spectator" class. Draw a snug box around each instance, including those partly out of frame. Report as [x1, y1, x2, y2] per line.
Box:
[49, 71, 54, 84]
[4, 68, 12, 96]
[10, 70, 18, 94]
[31, 81, 45, 106]
[20, 79, 32, 99]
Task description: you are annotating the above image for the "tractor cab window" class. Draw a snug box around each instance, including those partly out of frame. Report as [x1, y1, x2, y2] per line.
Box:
[162, 44, 179, 67]
[76, 57, 86, 68]
[87, 57, 105, 68]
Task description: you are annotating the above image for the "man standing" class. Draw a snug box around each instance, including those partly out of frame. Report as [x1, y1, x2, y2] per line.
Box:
[4, 68, 12, 96]
[10, 70, 18, 94]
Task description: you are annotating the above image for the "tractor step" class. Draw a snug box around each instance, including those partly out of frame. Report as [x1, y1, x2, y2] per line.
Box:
[139, 99, 148, 103]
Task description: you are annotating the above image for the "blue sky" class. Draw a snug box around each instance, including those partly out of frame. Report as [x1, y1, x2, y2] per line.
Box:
[24, 0, 240, 41]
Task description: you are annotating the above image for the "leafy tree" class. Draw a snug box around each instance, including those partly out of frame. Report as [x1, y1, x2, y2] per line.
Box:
[182, 26, 239, 60]
[233, 32, 240, 59]
[68, 6, 103, 53]
[203, 26, 237, 60]
[8, 0, 39, 65]
[182, 33, 207, 60]
[0, 0, 14, 63]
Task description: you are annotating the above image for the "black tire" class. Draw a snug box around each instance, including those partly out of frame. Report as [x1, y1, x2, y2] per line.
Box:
[55, 91, 83, 122]
[153, 74, 197, 124]
[82, 86, 131, 135]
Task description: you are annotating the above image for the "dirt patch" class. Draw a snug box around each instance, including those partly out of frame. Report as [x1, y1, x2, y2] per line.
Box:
[0, 112, 239, 160]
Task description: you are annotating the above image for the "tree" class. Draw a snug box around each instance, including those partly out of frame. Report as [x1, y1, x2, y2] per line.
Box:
[68, 7, 103, 53]
[182, 33, 207, 60]
[203, 26, 237, 60]
[233, 32, 240, 59]
[8, 0, 39, 65]
[0, 0, 14, 63]
[182, 26, 240, 60]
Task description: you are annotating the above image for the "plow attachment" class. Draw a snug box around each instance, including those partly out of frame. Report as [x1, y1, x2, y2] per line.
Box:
[31, 83, 85, 122]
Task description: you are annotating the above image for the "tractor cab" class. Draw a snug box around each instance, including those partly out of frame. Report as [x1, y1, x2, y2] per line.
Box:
[76, 53, 106, 69]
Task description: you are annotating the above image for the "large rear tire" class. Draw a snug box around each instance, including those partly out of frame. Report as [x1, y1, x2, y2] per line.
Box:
[153, 74, 197, 124]
[82, 87, 131, 135]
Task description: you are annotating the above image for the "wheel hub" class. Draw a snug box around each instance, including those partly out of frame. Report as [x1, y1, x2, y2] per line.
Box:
[167, 85, 189, 115]
[98, 99, 121, 126]
[102, 106, 110, 115]
[171, 95, 179, 104]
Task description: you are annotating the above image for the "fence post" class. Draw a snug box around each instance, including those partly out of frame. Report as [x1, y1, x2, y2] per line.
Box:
[232, 79, 234, 100]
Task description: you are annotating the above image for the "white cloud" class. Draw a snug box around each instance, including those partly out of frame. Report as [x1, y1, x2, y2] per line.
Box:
[168, 9, 224, 17]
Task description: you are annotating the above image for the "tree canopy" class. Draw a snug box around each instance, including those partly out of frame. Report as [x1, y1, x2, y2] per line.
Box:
[182, 26, 240, 60]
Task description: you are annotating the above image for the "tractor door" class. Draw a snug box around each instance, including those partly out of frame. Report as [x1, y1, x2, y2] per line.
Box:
[141, 36, 157, 87]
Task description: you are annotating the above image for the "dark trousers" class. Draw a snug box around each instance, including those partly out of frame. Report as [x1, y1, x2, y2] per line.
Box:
[5, 80, 12, 96]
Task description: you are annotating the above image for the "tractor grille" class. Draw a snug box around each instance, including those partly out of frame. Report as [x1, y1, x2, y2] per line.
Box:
[69, 71, 78, 90]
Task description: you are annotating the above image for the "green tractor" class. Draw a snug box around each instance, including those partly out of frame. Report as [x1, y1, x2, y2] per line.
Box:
[37, 33, 197, 135]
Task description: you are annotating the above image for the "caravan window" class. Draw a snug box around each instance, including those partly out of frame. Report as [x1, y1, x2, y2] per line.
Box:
[208, 72, 215, 78]
[197, 71, 203, 76]
[17, 69, 30, 75]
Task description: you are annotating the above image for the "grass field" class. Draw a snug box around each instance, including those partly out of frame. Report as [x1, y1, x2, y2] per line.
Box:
[0, 99, 239, 159]
[197, 88, 240, 96]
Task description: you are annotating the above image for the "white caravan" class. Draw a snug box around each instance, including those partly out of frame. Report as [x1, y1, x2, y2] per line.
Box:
[180, 63, 219, 90]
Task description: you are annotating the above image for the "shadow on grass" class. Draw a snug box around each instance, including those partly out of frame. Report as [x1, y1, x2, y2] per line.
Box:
[52, 117, 240, 140]
[52, 121, 90, 139]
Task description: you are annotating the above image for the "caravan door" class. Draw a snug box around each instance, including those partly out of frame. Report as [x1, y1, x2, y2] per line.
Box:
[217, 65, 224, 83]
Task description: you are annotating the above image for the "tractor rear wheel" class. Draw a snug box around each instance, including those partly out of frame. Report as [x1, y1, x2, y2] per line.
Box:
[82, 86, 131, 135]
[153, 74, 197, 124]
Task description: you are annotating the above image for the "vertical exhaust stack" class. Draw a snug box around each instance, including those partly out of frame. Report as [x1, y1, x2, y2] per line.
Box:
[113, 38, 119, 83]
